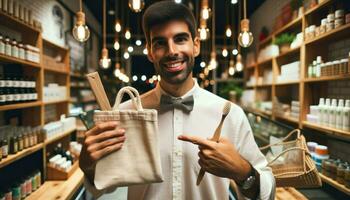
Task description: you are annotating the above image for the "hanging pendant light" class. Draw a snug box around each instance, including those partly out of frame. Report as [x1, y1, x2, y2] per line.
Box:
[114, 63, 121, 77]
[235, 54, 243, 71]
[225, 26, 232, 38]
[200, 0, 211, 20]
[115, 19, 122, 32]
[228, 59, 235, 75]
[114, 40, 120, 51]
[72, 0, 90, 42]
[128, 0, 145, 13]
[99, 0, 111, 69]
[209, 51, 217, 70]
[198, 19, 210, 41]
[125, 28, 131, 40]
[238, 0, 253, 47]
[222, 48, 228, 57]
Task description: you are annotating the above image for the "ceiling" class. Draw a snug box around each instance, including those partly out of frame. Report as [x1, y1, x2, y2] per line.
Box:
[83, 0, 265, 87]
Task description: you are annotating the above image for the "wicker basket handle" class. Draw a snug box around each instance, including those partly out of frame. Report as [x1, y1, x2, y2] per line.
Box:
[260, 129, 301, 150]
[113, 86, 143, 111]
[267, 146, 307, 165]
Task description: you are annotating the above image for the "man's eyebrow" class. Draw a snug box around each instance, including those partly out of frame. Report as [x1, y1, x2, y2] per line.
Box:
[174, 32, 190, 38]
[151, 32, 191, 43]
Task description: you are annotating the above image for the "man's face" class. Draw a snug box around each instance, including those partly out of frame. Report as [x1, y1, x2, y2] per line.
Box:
[147, 20, 200, 85]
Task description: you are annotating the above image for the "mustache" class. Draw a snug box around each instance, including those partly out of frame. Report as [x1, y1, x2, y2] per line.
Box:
[160, 55, 187, 63]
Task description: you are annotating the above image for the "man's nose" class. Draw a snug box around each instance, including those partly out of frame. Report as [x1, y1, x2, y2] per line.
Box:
[167, 41, 178, 56]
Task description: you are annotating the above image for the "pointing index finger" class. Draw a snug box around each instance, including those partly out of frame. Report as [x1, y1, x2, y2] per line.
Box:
[178, 134, 213, 149]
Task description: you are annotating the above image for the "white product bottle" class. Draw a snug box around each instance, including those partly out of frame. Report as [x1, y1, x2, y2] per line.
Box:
[343, 100, 350, 131]
[336, 99, 344, 130]
[318, 98, 325, 124]
[323, 98, 331, 126]
[316, 56, 322, 77]
[330, 99, 337, 128]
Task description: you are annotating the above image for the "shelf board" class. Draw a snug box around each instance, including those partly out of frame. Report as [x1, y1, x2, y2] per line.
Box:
[215, 78, 244, 83]
[304, 74, 350, 82]
[305, 23, 350, 45]
[43, 99, 69, 105]
[70, 73, 85, 79]
[71, 99, 96, 104]
[275, 80, 300, 86]
[26, 168, 84, 200]
[245, 85, 255, 89]
[246, 63, 257, 69]
[275, 47, 300, 60]
[0, 54, 41, 68]
[275, 114, 299, 124]
[275, 16, 302, 36]
[0, 101, 42, 111]
[302, 121, 350, 138]
[243, 106, 272, 117]
[258, 35, 273, 47]
[319, 173, 350, 196]
[44, 67, 69, 75]
[256, 83, 273, 88]
[257, 57, 273, 67]
[304, 0, 332, 16]
[0, 11, 40, 34]
[70, 85, 91, 89]
[45, 128, 76, 145]
[0, 143, 44, 169]
[43, 39, 68, 51]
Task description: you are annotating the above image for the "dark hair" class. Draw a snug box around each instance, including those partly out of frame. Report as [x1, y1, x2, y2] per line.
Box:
[142, 1, 197, 44]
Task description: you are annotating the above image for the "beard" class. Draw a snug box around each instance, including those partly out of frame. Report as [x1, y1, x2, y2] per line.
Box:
[155, 54, 195, 85]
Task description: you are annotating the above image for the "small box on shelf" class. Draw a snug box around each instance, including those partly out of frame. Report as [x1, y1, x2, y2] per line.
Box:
[47, 160, 79, 180]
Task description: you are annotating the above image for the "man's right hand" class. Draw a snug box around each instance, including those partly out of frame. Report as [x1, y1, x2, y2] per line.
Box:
[79, 121, 126, 182]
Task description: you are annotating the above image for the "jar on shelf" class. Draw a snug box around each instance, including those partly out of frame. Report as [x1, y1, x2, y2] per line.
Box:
[8, 0, 13, 15]
[339, 58, 348, 75]
[2, 0, 8, 13]
[337, 163, 347, 184]
[322, 159, 332, 177]
[11, 39, 19, 58]
[18, 43, 25, 60]
[0, 35, 5, 54]
[13, 0, 19, 18]
[320, 18, 327, 34]
[346, 13, 350, 24]
[332, 60, 340, 76]
[4, 37, 12, 56]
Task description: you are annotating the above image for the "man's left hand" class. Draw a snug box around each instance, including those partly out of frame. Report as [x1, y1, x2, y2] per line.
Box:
[178, 134, 251, 183]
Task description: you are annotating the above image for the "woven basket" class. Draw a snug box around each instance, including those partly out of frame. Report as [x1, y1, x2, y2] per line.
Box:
[260, 129, 322, 188]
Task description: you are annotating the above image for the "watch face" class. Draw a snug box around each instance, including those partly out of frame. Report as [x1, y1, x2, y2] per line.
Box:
[242, 175, 256, 190]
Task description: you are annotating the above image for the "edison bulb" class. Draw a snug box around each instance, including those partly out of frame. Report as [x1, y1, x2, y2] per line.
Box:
[132, 75, 138, 81]
[128, 0, 145, 13]
[125, 30, 131, 40]
[209, 58, 217, 70]
[72, 12, 90, 42]
[225, 27, 232, 38]
[201, 8, 210, 20]
[238, 31, 254, 47]
[200, 61, 206, 68]
[135, 39, 142, 46]
[115, 21, 122, 32]
[123, 52, 130, 59]
[232, 48, 238, 55]
[198, 27, 209, 41]
[127, 46, 134, 52]
[229, 67, 235, 75]
[114, 40, 120, 50]
[174, 0, 182, 3]
[99, 58, 111, 69]
[231, 0, 238, 4]
[141, 75, 146, 81]
[143, 48, 148, 55]
[114, 69, 121, 77]
[236, 62, 243, 71]
[222, 49, 228, 57]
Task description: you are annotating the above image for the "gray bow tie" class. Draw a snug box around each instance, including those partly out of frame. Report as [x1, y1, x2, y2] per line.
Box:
[160, 95, 194, 112]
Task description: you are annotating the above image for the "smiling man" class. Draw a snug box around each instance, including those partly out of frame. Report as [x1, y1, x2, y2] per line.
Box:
[80, 1, 275, 199]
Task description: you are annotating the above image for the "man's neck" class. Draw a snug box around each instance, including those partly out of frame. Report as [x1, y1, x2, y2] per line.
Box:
[159, 77, 194, 97]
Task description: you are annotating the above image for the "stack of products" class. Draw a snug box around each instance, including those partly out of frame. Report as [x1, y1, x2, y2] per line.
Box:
[42, 116, 76, 141]
[277, 61, 300, 83]
[308, 55, 350, 78]
[307, 98, 350, 131]
[43, 83, 67, 102]
[0, 170, 41, 199]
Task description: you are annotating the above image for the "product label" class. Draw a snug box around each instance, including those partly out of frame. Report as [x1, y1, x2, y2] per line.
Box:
[6, 94, 14, 102]
[0, 94, 6, 102]
[2, 145, 8, 156]
[13, 80, 19, 87]
[14, 94, 21, 101]
[33, 93, 38, 100]
[0, 80, 5, 87]
[21, 93, 27, 101]
[19, 81, 25, 88]
[5, 44, 11, 56]
[5, 80, 13, 87]
[0, 43, 5, 54]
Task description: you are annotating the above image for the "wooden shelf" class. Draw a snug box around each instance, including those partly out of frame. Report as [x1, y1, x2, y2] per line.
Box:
[70, 73, 85, 79]
[26, 168, 84, 200]
[275, 16, 302, 36]
[305, 23, 350, 45]
[0, 143, 44, 169]
[243, 106, 272, 117]
[44, 67, 69, 75]
[43, 39, 68, 51]
[257, 57, 273, 67]
[275, 114, 299, 124]
[275, 80, 300, 86]
[247, 63, 257, 69]
[304, 0, 332, 16]
[304, 74, 350, 82]
[302, 121, 350, 138]
[0, 101, 42, 111]
[0, 11, 40, 34]
[71, 99, 96, 104]
[0, 54, 41, 68]
[215, 78, 244, 83]
[45, 128, 76, 145]
[70, 85, 91, 89]
[258, 35, 273, 47]
[245, 85, 255, 89]
[256, 83, 273, 88]
[43, 99, 69, 105]
[276, 47, 300, 60]
[319, 173, 350, 196]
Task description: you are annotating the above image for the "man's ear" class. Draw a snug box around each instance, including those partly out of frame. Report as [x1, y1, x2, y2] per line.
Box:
[146, 44, 154, 63]
[193, 36, 200, 57]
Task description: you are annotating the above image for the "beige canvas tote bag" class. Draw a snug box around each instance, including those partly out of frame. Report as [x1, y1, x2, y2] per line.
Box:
[93, 86, 163, 189]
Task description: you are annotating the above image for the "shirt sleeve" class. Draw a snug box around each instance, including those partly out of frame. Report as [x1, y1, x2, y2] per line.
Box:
[233, 107, 276, 200]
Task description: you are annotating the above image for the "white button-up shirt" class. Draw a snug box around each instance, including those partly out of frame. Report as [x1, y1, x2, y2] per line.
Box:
[85, 79, 275, 200]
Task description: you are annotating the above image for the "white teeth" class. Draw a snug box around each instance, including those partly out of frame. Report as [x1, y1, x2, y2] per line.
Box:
[167, 62, 182, 68]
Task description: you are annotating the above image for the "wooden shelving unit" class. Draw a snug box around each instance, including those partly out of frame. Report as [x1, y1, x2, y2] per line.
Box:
[319, 173, 350, 196]
[0, 10, 83, 199]
[244, 0, 350, 196]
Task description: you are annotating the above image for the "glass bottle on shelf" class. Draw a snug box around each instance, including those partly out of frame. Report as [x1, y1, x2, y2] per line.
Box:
[18, 133, 23, 151]
[11, 39, 19, 58]
[4, 37, 12, 57]
[0, 35, 5, 54]
[18, 43, 25, 60]
[2, 138, 8, 158]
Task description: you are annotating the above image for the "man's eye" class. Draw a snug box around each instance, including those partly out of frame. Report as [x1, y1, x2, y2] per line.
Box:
[175, 37, 187, 43]
[153, 41, 166, 47]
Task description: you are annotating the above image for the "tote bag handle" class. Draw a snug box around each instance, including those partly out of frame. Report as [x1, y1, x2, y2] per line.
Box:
[113, 86, 143, 111]
[260, 129, 301, 151]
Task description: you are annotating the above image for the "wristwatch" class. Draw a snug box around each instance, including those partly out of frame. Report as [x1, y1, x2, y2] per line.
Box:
[238, 166, 258, 190]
